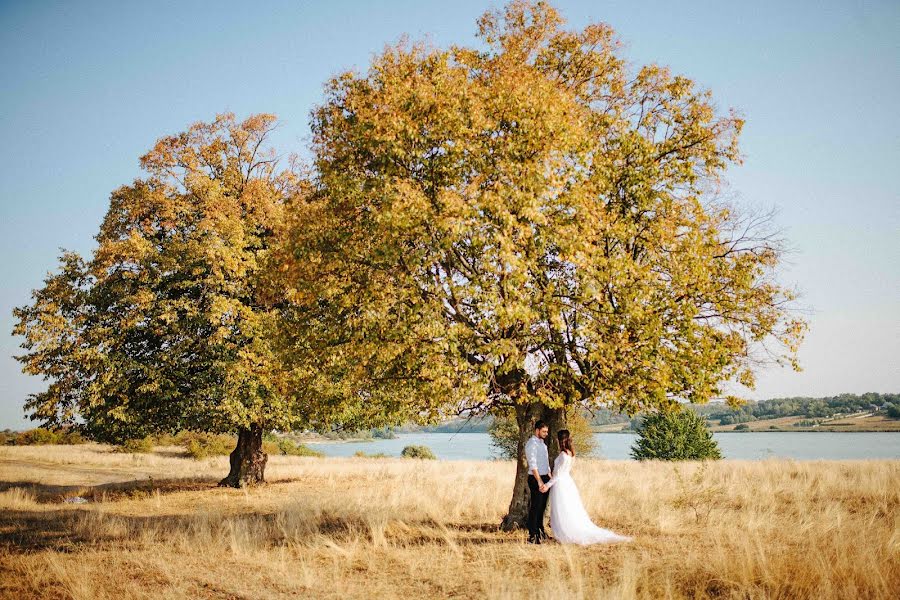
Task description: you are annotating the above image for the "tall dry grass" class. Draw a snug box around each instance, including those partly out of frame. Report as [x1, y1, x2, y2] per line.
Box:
[1, 443, 898, 599]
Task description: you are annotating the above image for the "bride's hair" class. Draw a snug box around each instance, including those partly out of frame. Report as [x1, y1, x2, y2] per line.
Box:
[557, 429, 575, 456]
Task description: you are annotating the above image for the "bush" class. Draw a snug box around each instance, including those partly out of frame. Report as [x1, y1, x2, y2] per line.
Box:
[371, 427, 398, 439]
[733, 423, 750, 431]
[15, 428, 60, 445]
[886, 404, 900, 419]
[64, 430, 86, 444]
[272, 438, 324, 457]
[152, 433, 180, 446]
[323, 428, 372, 440]
[354, 450, 391, 458]
[10, 427, 87, 445]
[401, 445, 436, 460]
[487, 409, 520, 459]
[488, 406, 597, 459]
[182, 432, 236, 460]
[181, 432, 323, 460]
[114, 436, 155, 453]
[631, 408, 722, 461]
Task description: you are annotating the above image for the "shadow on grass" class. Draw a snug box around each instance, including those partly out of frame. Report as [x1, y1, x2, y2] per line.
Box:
[0, 477, 511, 553]
[0, 477, 221, 503]
[0, 474, 330, 504]
[0, 508, 510, 554]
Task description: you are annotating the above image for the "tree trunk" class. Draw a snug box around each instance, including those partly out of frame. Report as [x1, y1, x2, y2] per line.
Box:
[543, 404, 566, 468]
[218, 424, 267, 488]
[499, 402, 567, 531]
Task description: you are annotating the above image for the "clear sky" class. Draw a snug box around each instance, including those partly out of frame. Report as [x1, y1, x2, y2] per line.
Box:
[1, 0, 898, 429]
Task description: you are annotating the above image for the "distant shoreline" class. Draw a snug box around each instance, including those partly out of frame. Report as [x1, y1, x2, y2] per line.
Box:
[594, 429, 900, 434]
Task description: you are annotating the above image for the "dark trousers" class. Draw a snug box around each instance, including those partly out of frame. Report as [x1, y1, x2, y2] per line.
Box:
[527, 473, 551, 539]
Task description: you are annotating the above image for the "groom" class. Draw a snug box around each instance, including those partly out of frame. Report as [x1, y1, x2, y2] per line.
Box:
[525, 420, 551, 544]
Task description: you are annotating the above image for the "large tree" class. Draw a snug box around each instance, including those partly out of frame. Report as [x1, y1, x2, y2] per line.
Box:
[278, 0, 808, 528]
[13, 112, 303, 487]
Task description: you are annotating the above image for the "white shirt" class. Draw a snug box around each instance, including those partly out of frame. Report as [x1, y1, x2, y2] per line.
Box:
[525, 435, 550, 476]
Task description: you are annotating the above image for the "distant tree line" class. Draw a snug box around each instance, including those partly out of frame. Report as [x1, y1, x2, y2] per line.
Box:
[398, 392, 900, 433]
[699, 392, 900, 425]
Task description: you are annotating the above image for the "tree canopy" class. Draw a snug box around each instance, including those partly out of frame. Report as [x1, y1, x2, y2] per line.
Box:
[276, 0, 807, 429]
[13, 113, 304, 485]
[273, 0, 807, 526]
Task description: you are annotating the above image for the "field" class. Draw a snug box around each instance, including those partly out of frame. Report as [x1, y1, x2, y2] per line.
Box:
[708, 414, 900, 432]
[595, 414, 900, 433]
[1, 444, 898, 599]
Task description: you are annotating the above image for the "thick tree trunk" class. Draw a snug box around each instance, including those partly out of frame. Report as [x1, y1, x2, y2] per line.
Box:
[499, 402, 567, 532]
[218, 424, 267, 488]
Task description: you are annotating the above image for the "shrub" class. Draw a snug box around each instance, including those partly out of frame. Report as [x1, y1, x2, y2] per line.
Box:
[272, 438, 324, 457]
[323, 429, 372, 440]
[182, 432, 236, 460]
[152, 433, 180, 446]
[354, 450, 391, 458]
[401, 445, 436, 460]
[886, 404, 900, 419]
[11, 427, 87, 445]
[733, 423, 750, 431]
[15, 428, 60, 445]
[669, 461, 726, 524]
[488, 406, 597, 459]
[114, 436, 155, 453]
[487, 410, 519, 459]
[63, 430, 86, 444]
[371, 427, 398, 439]
[631, 408, 722, 461]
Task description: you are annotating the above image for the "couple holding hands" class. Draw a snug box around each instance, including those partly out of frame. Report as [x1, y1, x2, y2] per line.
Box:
[524, 420, 633, 546]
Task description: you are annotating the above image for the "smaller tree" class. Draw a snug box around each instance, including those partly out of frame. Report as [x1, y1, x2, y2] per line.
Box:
[12, 112, 304, 488]
[489, 406, 597, 459]
[631, 408, 722, 460]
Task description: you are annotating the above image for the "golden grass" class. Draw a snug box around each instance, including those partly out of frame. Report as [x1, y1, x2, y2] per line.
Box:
[1, 443, 898, 599]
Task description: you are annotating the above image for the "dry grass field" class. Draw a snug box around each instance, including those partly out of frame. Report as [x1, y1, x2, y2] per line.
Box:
[1, 444, 898, 599]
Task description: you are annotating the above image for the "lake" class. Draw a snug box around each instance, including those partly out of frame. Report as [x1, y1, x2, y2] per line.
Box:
[310, 432, 900, 460]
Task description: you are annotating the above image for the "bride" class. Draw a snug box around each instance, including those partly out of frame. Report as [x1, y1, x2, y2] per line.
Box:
[542, 429, 633, 545]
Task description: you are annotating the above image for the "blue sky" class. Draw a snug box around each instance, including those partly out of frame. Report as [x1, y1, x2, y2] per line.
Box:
[1, 0, 898, 429]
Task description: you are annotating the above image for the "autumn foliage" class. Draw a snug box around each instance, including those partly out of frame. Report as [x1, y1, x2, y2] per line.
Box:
[14, 113, 303, 486]
[13, 2, 807, 492]
[274, 0, 807, 522]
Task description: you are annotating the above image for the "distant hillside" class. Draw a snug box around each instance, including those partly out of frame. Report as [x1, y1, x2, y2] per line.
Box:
[396, 417, 492, 434]
[395, 392, 900, 433]
[694, 392, 899, 425]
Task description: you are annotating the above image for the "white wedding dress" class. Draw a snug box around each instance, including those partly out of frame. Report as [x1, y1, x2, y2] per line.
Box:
[544, 451, 633, 545]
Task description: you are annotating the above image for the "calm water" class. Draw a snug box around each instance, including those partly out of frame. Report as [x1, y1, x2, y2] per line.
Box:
[311, 432, 900, 461]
